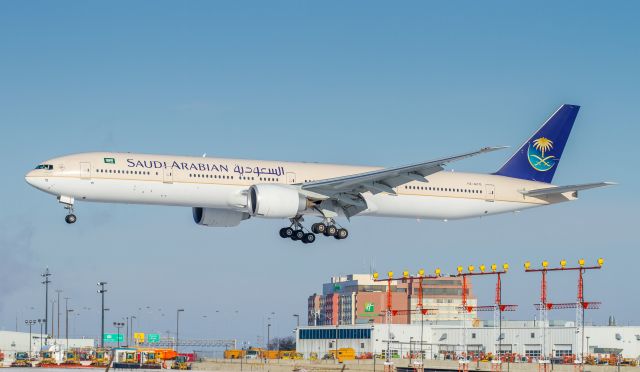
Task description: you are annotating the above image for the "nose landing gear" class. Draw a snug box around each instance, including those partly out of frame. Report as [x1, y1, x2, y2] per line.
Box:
[58, 195, 77, 224]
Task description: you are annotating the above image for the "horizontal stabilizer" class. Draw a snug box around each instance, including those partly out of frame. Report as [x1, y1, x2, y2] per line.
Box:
[520, 182, 616, 197]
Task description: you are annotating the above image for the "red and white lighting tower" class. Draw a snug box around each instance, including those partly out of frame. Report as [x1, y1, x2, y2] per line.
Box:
[373, 269, 440, 368]
[454, 264, 517, 372]
[524, 258, 603, 372]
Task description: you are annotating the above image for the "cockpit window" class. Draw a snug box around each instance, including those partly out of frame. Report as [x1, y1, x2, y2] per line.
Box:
[35, 164, 53, 170]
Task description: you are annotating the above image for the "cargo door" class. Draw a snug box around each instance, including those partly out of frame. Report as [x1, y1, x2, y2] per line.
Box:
[163, 167, 174, 184]
[286, 172, 297, 184]
[80, 162, 91, 179]
[485, 184, 495, 202]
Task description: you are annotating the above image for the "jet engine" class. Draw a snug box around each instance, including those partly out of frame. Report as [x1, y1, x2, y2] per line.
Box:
[192, 207, 250, 227]
[248, 184, 309, 218]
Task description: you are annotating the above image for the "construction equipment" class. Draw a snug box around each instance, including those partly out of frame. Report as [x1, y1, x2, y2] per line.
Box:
[11, 352, 31, 367]
[171, 355, 192, 370]
[90, 349, 109, 367]
[223, 349, 245, 359]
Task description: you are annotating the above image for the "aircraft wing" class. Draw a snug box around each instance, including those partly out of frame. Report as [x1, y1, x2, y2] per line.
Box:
[300, 146, 506, 217]
[520, 182, 616, 197]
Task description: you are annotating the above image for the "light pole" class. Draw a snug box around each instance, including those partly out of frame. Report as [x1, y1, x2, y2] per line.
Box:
[293, 314, 300, 328]
[55, 289, 62, 339]
[97, 282, 107, 348]
[124, 317, 129, 346]
[267, 323, 271, 350]
[130, 315, 137, 345]
[176, 309, 184, 353]
[38, 319, 44, 349]
[66, 309, 74, 349]
[113, 322, 124, 348]
[41, 268, 51, 338]
[25, 320, 36, 357]
[50, 299, 56, 341]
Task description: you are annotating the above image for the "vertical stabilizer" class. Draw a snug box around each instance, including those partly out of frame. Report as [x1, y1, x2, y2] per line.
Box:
[495, 104, 579, 183]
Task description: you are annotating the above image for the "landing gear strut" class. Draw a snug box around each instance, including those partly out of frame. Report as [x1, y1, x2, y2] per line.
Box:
[59, 196, 77, 224]
[311, 219, 349, 240]
[279, 217, 316, 244]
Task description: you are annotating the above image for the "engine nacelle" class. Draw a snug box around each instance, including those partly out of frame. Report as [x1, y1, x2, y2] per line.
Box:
[192, 207, 250, 227]
[248, 184, 308, 218]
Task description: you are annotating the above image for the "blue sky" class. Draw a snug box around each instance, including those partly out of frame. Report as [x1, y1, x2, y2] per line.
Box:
[1, 1, 638, 346]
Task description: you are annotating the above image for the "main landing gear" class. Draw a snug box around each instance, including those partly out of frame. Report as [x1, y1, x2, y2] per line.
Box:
[278, 217, 349, 244]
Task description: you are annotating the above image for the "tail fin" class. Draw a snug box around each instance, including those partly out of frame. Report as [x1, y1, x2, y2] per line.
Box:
[494, 104, 580, 183]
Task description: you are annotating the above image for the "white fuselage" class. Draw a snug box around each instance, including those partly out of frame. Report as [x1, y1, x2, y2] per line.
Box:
[25, 152, 571, 221]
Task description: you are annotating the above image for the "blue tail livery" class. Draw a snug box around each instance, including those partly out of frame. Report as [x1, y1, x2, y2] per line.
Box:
[495, 104, 580, 183]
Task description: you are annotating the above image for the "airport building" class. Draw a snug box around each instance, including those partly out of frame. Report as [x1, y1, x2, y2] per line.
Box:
[307, 274, 478, 326]
[295, 321, 640, 360]
[0, 331, 95, 359]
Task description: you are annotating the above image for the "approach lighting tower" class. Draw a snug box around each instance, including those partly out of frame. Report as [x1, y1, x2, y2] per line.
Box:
[374, 269, 441, 367]
[524, 258, 603, 372]
[454, 264, 516, 372]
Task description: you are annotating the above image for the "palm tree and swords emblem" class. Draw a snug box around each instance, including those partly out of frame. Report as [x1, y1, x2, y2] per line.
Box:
[528, 137, 556, 171]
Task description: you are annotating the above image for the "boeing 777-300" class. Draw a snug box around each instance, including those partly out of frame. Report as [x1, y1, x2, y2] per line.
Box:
[25, 104, 614, 243]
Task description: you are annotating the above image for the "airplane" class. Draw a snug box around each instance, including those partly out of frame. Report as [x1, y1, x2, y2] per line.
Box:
[25, 104, 614, 243]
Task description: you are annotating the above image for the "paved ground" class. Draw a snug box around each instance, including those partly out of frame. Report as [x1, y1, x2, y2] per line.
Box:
[194, 359, 639, 372]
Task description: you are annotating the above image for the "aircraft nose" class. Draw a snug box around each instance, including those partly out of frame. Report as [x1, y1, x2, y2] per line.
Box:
[25, 170, 36, 186]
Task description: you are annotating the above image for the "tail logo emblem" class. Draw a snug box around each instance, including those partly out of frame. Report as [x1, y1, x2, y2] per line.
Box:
[528, 137, 556, 172]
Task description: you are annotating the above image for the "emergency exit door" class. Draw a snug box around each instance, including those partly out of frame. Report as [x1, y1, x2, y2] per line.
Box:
[485, 184, 495, 202]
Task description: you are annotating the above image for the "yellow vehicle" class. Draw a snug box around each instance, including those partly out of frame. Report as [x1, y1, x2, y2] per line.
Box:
[172, 355, 192, 370]
[91, 349, 110, 367]
[278, 351, 302, 360]
[11, 352, 31, 367]
[262, 350, 279, 359]
[309, 352, 318, 361]
[62, 351, 81, 365]
[223, 349, 246, 359]
[328, 348, 356, 362]
[141, 349, 162, 368]
[39, 351, 57, 366]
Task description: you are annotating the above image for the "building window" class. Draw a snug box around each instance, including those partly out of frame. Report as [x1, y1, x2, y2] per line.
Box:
[531, 332, 535, 338]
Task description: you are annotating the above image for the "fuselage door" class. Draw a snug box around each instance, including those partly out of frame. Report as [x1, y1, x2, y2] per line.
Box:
[163, 167, 174, 184]
[286, 172, 297, 184]
[80, 162, 91, 179]
[485, 184, 495, 202]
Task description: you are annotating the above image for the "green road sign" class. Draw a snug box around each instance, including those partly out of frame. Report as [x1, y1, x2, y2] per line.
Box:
[364, 302, 375, 312]
[103, 333, 123, 342]
[147, 334, 161, 343]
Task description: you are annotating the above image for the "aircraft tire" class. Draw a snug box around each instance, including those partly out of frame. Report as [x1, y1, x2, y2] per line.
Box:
[65, 214, 77, 224]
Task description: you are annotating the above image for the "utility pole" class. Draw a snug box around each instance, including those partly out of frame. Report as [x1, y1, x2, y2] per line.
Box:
[55, 289, 63, 339]
[176, 309, 184, 353]
[66, 308, 74, 349]
[97, 282, 107, 348]
[41, 268, 51, 338]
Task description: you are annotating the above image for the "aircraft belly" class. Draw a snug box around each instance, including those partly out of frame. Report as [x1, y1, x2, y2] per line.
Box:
[363, 193, 536, 219]
[51, 178, 247, 209]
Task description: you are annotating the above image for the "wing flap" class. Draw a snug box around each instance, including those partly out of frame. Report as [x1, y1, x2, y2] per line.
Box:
[521, 182, 616, 197]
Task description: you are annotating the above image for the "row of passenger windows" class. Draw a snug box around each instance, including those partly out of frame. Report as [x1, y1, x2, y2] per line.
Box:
[405, 185, 482, 194]
[96, 169, 152, 175]
[189, 173, 234, 180]
[299, 328, 371, 340]
[187, 174, 281, 182]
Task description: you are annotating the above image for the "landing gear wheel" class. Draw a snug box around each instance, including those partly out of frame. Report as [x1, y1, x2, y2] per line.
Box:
[335, 228, 349, 240]
[65, 214, 77, 224]
[292, 230, 305, 241]
[324, 225, 337, 237]
[302, 233, 316, 244]
[281, 227, 294, 238]
[312, 223, 327, 234]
